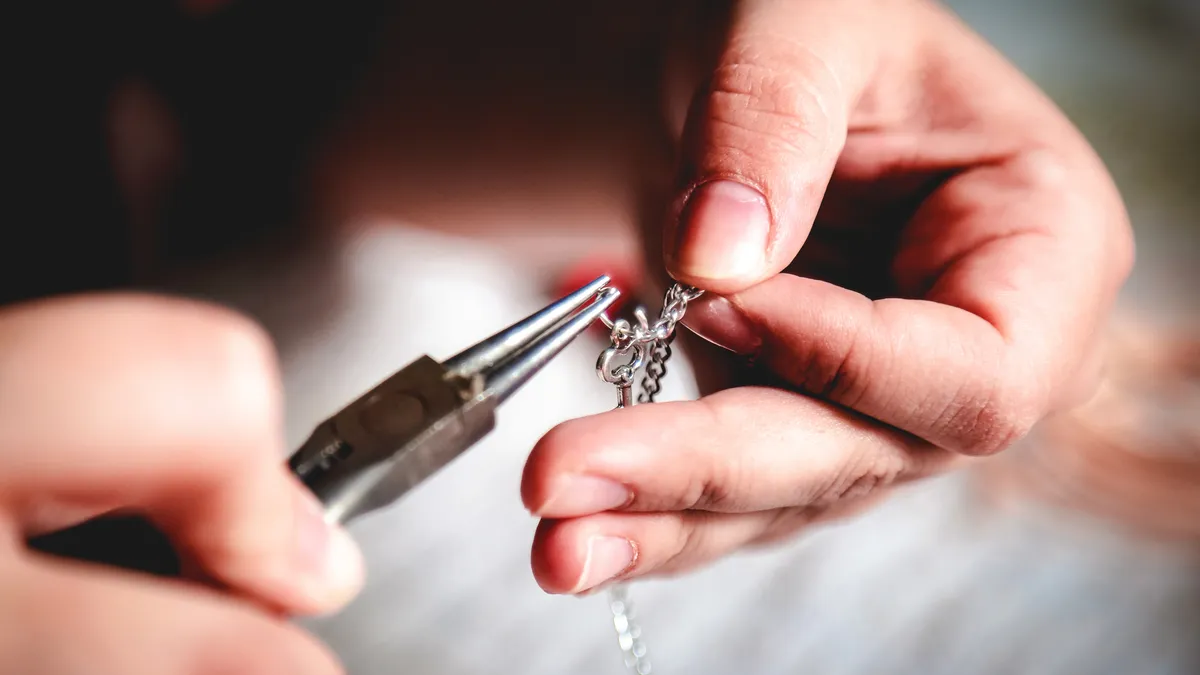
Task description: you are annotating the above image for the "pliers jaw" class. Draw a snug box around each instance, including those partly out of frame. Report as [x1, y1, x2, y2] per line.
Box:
[444, 274, 618, 404]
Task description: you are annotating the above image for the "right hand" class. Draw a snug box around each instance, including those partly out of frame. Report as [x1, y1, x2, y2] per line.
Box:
[0, 294, 363, 674]
[521, 0, 1133, 596]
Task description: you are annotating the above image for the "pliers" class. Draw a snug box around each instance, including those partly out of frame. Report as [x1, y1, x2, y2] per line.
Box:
[288, 275, 620, 525]
[26, 276, 618, 573]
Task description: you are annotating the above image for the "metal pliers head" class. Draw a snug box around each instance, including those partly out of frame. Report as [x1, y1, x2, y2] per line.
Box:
[288, 276, 620, 525]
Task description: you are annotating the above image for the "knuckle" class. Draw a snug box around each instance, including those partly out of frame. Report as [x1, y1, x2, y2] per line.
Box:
[1009, 149, 1133, 276]
[948, 372, 1044, 456]
[682, 399, 745, 511]
[201, 309, 282, 432]
[1025, 148, 1136, 284]
[687, 476, 735, 512]
[760, 506, 817, 540]
[666, 512, 718, 571]
[205, 308, 277, 378]
[1007, 148, 1075, 193]
[706, 37, 844, 158]
[143, 301, 286, 468]
[803, 332, 859, 403]
[790, 307, 872, 407]
[811, 451, 903, 507]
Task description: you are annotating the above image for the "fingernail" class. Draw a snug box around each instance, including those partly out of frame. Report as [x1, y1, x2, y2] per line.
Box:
[294, 491, 365, 607]
[537, 475, 633, 517]
[672, 180, 770, 280]
[681, 293, 762, 356]
[571, 536, 636, 594]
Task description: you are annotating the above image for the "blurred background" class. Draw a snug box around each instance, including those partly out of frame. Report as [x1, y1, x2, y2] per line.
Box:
[11, 0, 1199, 673]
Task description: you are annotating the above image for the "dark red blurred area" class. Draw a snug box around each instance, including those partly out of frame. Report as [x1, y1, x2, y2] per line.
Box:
[555, 256, 643, 333]
[7, 1, 679, 306]
[9, 0, 393, 304]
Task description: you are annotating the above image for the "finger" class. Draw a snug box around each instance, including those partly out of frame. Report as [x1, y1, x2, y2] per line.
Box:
[3, 555, 342, 675]
[523, 387, 958, 518]
[0, 293, 363, 615]
[532, 511, 775, 594]
[681, 149, 1130, 457]
[531, 493, 882, 595]
[664, 0, 898, 291]
[674, 0, 1133, 454]
[745, 488, 891, 548]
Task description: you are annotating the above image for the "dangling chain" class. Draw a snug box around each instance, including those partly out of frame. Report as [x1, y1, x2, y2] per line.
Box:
[595, 282, 703, 674]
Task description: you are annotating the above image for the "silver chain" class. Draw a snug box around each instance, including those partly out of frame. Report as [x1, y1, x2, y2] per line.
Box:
[594, 282, 703, 674]
[608, 583, 651, 674]
[597, 283, 703, 400]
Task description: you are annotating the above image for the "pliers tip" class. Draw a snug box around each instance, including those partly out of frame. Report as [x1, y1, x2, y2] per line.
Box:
[443, 275, 620, 403]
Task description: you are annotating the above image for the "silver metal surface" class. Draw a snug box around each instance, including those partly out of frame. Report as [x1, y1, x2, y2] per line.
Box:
[444, 275, 613, 382]
[288, 276, 621, 524]
[610, 585, 652, 675]
[485, 283, 619, 404]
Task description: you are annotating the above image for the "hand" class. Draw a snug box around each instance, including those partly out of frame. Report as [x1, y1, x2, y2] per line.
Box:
[0, 295, 363, 674]
[522, 0, 1133, 594]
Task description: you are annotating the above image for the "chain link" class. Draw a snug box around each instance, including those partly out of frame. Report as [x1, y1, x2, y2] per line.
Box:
[608, 582, 652, 674]
[597, 283, 703, 398]
[637, 337, 672, 404]
[594, 282, 703, 673]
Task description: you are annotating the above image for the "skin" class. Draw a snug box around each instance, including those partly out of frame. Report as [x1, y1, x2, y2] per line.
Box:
[4, 0, 1133, 670]
[0, 295, 363, 674]
[521, 0, 1134, 595]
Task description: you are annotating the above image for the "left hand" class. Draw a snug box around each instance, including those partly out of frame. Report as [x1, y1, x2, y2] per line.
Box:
[521, 0, 1133, 595]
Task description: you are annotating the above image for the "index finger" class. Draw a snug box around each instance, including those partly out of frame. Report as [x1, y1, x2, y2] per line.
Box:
[684, 155, 1128, 457]
[523, 386, 958, 518]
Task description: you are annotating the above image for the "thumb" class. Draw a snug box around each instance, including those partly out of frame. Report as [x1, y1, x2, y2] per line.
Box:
[664, 0, 885, 293]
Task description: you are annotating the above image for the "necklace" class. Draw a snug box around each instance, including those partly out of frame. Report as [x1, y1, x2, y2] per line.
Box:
[595, 282, 704, 674]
